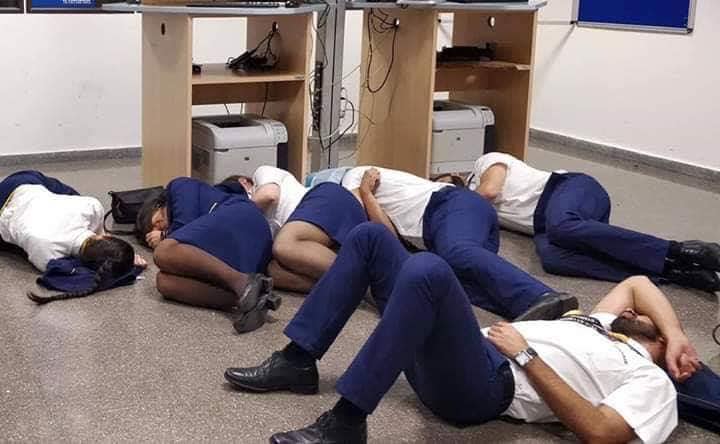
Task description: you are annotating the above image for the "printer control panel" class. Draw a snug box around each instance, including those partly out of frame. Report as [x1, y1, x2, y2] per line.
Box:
[267, 120, 289, 144]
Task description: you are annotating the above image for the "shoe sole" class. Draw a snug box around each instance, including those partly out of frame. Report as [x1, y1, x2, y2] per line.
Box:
[224, 372, 318, 395]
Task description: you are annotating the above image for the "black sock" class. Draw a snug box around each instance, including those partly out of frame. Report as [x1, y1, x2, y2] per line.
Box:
[667, 241, 683, 259]
[281, 342, 315, 366]
[331, 397, 367, 424]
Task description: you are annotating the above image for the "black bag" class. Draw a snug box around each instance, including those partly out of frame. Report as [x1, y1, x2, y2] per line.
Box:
[103, 186, 164, 235]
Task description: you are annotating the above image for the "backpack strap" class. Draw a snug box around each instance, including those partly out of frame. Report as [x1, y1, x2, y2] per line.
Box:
[103, 209, 135, 236]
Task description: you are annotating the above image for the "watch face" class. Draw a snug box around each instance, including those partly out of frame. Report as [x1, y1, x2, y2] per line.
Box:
[515, 348, 537, 367]
[515, 351, 530, 367]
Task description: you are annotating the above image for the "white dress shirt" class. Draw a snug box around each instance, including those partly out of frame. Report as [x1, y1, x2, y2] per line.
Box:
[0, 185, 104, 271]
[470, 153, 552, 235]
[483, 313, 677, 444]
[252, 166, 308, 235]
[341, 166, 451, 250]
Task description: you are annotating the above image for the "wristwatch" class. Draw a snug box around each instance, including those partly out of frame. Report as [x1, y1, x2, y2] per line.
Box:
[513, 347, 538, 367]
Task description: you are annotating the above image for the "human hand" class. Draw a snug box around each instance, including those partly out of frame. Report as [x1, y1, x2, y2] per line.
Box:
[487, 321, 529, 358]
[134, 254, 148, 268]
[665, 335, 700, 382]
[360, 168, 381, 194]
[146, 230, 164, 249]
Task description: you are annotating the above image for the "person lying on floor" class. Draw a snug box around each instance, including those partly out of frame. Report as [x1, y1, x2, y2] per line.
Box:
[136, 176, 277, 333]
[438, 153, 720, 292]
[0, 170, 144, 299]
[337, 166, 575, 321]
[227, 165, 368, 294]
[224, 223, 701, 444]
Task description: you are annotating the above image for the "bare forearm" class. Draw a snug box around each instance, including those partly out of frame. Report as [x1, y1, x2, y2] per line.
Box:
[359, 189, 398, 237]
[524, 359, 632, 443]
[629, 277, 684, 337]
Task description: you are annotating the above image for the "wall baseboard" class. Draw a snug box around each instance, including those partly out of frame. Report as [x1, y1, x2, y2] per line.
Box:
[530, 129, 720, 193]
[0, 146, 141, 167]
[2, 133, 717, 193]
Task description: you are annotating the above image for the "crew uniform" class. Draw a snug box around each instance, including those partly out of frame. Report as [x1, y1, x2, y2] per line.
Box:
[251, 166, 309, 236]
[341, 166, 553, 319]
[471, 153, 671, 282]
[0, 170, 103, 271]
[284, 223, 678, 443]
[282, 170, 367, 248]
[165, 177, 272, 273]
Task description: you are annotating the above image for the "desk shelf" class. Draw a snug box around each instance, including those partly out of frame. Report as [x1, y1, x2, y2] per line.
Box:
[437, 60, 531, 72]
[192, 64, 306, 85]
[435, 60, 530, 92]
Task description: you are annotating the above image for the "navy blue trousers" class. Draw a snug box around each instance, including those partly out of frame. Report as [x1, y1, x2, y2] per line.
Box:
[285, 223, 514, 422]
[0, 170, 79, 206]
[675, 363, 720, 433]
[533, 174, 670, 282]
[423, 187, 552, 319]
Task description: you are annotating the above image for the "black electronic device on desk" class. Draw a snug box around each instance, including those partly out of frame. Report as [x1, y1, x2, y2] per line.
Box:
[228, 22, 280, 72]
[437, 44, 496, 64]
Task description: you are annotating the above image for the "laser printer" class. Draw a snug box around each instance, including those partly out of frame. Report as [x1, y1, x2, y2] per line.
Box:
[191, 114, 289, 183]
[431, 100, 496, 175]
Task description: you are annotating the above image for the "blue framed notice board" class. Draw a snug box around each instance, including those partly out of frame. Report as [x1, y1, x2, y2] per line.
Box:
[575, 0, 696, 34]
[29, 0, 97, 10]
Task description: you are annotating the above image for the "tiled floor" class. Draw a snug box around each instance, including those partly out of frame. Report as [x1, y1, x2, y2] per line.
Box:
[1, 145, 718, 443]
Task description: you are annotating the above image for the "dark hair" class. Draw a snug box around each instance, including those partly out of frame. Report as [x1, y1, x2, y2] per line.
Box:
[135, 190, 168, 246]
[220, 175, 253, 186]
[27, 236, 135, 304]
[432, 173, 467, 188]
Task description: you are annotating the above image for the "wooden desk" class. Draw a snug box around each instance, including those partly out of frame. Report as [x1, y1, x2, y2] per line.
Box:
[350, 1, 547, 177]
[103, 3, 324, 186]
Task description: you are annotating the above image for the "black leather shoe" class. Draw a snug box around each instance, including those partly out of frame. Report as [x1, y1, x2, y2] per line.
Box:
[225, 351, 318, 394]
[676, 241, 720, 271]
[514, 292, 578, 322]
[269, 411, 367, 444]
[665, 268, 720, 293]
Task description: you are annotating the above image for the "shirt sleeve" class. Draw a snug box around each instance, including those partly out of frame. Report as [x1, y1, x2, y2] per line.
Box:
[601, 368, 678, 444]
[88, 198, 105, 234]
[340, 167, 369, 190]
[166, 178, 201, 234]
[253, 166, 288, 188]
[473, 153, 517, 179]
[25, 236, 56, 272]
[590, 312, 618, 330]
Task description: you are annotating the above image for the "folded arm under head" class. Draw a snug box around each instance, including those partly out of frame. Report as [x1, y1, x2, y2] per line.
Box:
[356, 168, 398, 238]
[592, 275, 700, 381]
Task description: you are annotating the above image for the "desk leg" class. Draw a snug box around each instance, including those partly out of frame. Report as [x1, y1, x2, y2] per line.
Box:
[142, 13, 192, 186]
[357, 9, 438, 178]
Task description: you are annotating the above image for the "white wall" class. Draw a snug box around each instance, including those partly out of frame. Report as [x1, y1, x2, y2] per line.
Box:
[0, 14, 140, 156]
[0, 14, 247, 156]
[534, 0, 720, 170]
[2, 3, 719, 171]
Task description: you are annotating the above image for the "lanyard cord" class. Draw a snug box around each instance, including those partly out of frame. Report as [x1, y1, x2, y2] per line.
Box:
[560, 315, 647, 360]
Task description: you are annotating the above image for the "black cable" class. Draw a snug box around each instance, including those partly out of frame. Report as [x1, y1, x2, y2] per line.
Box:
[366, 10, 399, 94]
[261, 82, 269, 117]
[713, 323, 720, 346]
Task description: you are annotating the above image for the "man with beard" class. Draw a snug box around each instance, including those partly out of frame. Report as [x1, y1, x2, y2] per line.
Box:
[224, 222, 704, 443]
